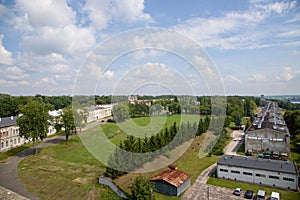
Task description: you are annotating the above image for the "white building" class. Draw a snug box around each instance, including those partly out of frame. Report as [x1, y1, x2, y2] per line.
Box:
[0, 116, 25, 152]
[87, 104, 114, 123]
[217, 154, 299, 191]
[48, 109, 63, 135]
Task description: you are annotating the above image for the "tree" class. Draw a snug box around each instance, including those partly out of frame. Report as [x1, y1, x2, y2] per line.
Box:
[61, 106, 75, 141]
[131, 175, 155, 200]
[112, 103, 130, 122]
[17, 100, 50, 154]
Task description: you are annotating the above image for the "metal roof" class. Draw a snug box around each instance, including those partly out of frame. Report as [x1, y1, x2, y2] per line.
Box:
[150, 169, 191, 187]
[218, 155, 298, 174]
[0, 116, 18, 128]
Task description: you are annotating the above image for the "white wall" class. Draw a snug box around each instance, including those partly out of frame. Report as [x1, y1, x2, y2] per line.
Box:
[217, 164, 298, 190]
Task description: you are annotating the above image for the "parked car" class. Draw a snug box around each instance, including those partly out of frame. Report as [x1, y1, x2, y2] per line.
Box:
[257, 190, 265, 200]
[233, 188, 242, 196]
[270, 192, 280, 200]
[244, 190, 253, 199]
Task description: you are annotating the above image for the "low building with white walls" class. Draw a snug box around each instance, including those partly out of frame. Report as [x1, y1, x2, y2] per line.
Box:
[0, 116, 25, 152]
[87, 104, 114, 123]
[217, 154, 299, 191]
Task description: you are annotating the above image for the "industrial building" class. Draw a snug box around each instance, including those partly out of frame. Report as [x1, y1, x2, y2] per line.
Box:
[150, 165, 191, 196]
[217, 155, 299, 191]
[245, 101, 290, 157]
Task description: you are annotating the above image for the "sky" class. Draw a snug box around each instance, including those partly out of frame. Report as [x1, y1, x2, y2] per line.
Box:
[0, 0, 299, 96]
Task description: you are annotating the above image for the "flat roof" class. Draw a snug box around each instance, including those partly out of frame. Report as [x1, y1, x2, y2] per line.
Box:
[150, 169, 191, 187]
[218, 155, 298, 174]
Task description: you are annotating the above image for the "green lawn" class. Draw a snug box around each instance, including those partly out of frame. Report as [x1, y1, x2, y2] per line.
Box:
[207, 177, 300, 200]
[18, 135, 120, 200]
[100, 114, 202, 145]
[290, 141, 300, 167]
[0, 142, 36, 161]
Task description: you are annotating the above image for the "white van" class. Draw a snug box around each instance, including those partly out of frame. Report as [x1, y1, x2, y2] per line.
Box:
[257, 190, 266, 200]
[270, 192, 280, 200]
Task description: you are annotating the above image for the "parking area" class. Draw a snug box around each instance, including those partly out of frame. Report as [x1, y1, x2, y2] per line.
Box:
[182, 182, 247, 200]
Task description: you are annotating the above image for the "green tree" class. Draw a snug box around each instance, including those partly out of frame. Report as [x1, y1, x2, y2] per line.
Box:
[131, 175, 155, 200]
[112, 103, 130, 122]
[17, 100, 50, 154]
[61, 106, 75, 141]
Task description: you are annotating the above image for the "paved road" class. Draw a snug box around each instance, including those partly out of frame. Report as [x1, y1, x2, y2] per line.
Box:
[224, 130, 244, 155]
[0, 136, 65, 200]
[182, 130, 245, 200]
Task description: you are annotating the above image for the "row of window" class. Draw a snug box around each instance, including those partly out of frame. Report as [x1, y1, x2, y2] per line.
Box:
[219, 168, 295, 182]
[1, 138, 21, 148]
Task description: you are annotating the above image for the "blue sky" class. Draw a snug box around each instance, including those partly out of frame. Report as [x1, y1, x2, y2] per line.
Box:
[0, 0, 299, 96]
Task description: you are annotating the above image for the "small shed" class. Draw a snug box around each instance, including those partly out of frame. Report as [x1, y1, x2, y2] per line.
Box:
[150, 165, 191, 196]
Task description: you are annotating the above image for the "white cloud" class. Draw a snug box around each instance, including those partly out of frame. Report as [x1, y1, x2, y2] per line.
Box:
[173, 0, 298, 50]
[36, 77, 57, 86]
[0, 35, 13, 65]
[248, 73, 267, 82]
[83, 0, 152, 31]
[103, 70, 114, 79]
[51, 64, 71, 74]
[6, 66, 23, 75]
[15, 0, 76, 28]
[21, 25, 96, 55]
[276, 67, 299, 81]
[223, 75, 242, 84]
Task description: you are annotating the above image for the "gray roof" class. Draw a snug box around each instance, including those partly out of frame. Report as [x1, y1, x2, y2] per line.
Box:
[218, 155, 298, 174]
[0, 116, 18, 128]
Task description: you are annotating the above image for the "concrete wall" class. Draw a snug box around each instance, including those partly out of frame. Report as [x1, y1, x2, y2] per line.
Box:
[177, 178, 191, 196]
[217, 164, 298, 190]
[152, 180, 177, 196]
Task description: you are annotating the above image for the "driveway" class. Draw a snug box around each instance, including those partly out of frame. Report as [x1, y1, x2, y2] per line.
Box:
[224, 130, 244, 155]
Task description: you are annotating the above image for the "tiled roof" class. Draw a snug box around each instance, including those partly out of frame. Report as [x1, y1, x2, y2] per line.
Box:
[150, 169, 191, 187]
[0, 116, 18, 128]
[218, 154, 297, 174]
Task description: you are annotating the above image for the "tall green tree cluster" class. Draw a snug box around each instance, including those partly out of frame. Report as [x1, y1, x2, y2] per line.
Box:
[112, 103, 130, 122]
[130, 175, 155, 200]
[284, 110, 300, 138]
[17, 100, 50, 153]
[105, 121, 201, 178]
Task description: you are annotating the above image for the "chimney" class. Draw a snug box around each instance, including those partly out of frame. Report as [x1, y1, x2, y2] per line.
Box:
[168, 164, 177, 170]
[11, 116, 13, 120]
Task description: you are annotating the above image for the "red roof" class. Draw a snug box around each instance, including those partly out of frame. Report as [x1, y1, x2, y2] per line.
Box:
[150, 169, 191, 187]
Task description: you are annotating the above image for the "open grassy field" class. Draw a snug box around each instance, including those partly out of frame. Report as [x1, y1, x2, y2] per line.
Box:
[18, 136, 121, 200]
[207, 177, 300, 200]
[100, 114, 202, 145]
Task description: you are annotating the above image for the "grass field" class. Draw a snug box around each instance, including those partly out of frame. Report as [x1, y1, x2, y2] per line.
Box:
[100, 114, 202, 145]
[18, 136, 121, 200]
[207, 177, 300, 200]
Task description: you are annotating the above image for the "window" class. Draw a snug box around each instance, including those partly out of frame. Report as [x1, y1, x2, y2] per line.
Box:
[256, 174, 266, 178]
[14, 139, 16, 144]
[220, 168, 228, 172]
[283, 177, 294, 182]
[231, 170, 240, 174]
[269, 175, 279, 179]
[6, 141, 8, 147]
[18, 138, 20, 143]
[1, 142, 3, 148]
[243, 172, 252, 176]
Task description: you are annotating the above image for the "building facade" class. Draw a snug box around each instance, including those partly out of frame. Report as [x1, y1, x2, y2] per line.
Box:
[87, 104, 114, 123]
[217, 155, 299, 191]
[0, 116, 25, 152]
[245, 101, 290, 157]
[150, 166, 191, 196]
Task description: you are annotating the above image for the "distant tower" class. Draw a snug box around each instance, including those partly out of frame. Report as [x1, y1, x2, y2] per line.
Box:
[261, 94, 266, 106]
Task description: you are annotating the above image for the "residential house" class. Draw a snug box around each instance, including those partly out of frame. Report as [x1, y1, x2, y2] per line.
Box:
[0, 116, 25, 152]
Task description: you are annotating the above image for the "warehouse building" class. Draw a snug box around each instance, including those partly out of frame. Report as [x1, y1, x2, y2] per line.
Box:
[245, 101, 290, 157]
[217, 155, 299, 191]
